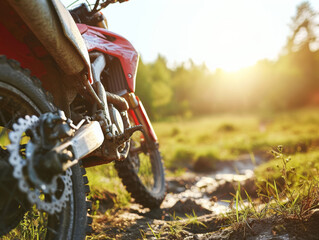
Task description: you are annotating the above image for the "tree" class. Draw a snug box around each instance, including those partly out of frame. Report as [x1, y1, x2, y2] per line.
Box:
[286, 1, 319, 52]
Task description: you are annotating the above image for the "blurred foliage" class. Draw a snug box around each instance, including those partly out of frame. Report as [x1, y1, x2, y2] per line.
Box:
[153, 107, 319, 170]
[136, 2, 319, 120]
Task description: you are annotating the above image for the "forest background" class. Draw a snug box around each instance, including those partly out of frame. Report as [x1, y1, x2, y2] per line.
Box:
[135, 2, 319, 120]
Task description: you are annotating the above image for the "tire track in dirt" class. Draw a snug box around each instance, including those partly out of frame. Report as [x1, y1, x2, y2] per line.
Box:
[90, 155, 261, 239]
[89, 154, 319, 239]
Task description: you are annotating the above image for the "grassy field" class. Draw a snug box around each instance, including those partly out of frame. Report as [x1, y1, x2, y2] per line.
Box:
[4, 107, 319, 240]
[87, 107, 319, 208]
[155, 107, 319, 169]
[82, 107, 319, 240]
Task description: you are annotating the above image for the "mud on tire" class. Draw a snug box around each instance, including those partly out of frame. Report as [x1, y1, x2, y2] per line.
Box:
[115, 143, 166, 209]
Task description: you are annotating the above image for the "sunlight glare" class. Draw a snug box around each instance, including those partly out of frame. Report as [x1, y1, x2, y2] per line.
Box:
[186, 1, 278, 72]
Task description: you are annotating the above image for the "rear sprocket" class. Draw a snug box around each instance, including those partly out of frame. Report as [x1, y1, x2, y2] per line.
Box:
[7, 115, 72, 215]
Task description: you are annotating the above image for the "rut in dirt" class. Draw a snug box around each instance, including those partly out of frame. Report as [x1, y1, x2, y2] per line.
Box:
[90, 154, 266, 239]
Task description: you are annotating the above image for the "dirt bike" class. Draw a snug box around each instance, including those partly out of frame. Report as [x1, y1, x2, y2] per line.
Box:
[0, 0, 166, 238]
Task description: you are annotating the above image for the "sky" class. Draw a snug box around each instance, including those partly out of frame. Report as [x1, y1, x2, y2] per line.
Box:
[66, 0, 319, 71]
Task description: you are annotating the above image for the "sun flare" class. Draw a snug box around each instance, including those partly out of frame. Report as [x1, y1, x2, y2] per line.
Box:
[183, 1, 282, 72]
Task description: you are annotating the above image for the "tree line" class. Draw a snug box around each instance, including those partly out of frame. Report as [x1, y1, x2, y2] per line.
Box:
[135, 2, 319, 120]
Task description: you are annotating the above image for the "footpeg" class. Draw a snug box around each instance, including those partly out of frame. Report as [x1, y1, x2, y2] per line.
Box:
[114, 125, 143, 145]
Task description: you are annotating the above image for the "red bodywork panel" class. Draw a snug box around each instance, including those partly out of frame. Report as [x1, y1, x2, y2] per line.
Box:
[78, 24, 138, 92]
[78, 24, 157, 142]
[0, 21, 47, 78]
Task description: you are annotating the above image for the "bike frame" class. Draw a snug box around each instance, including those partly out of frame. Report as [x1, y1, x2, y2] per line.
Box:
[78, 23, 158, 142]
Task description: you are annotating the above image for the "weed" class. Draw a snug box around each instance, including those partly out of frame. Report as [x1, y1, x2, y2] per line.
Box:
[166, 212, 184, 236]
[170, 211, 182, 221]
[184, 210, 207, 228]
[225, 182, 258, 225]
[147, 223, 161, 239]
[2, 208, 48, 240]
[165, 220, 184, 238]
[139, 229, 147, 240]
[226, 145, 319, 227]
[92, 200, 100, 216]
[157, 211, 207, 238]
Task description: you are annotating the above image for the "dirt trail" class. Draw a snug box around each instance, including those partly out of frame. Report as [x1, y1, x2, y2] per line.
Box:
[90, 155, 319, 239]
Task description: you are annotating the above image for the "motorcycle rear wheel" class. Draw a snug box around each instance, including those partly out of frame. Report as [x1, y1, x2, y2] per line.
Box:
[0, 56, 91, 239]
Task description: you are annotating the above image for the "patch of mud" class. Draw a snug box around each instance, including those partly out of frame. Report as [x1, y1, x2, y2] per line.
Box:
[214, 209, 319, 240]
[162, 154, 260, 216]
[90, 152, 319, 239]
[193, 156, 216, 172]
[168, 199, 212, 217]
[90, 154, 265, 239]
[167, 172, 198, 194]
[208, 175, 258, 200]
[92, 209, 319, 239]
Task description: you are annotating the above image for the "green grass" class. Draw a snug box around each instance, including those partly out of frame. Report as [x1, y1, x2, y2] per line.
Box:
[85, 107, 319, 211]
[2, 107, 319, 240]
[4, 108, 319, 238]
[184, 210, 207, 228]
[86, 164, 132, 208]
[153, 108, 319, 170]
[152, 108, 319, 230]
[2, 208, 48, 240]
[83, 107, 319, 238]
[142, 211, 207, 240]
[224, 145, 319, 227]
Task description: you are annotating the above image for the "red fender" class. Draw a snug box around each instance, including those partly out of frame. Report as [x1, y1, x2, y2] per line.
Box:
[77, 24, 139, 92]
